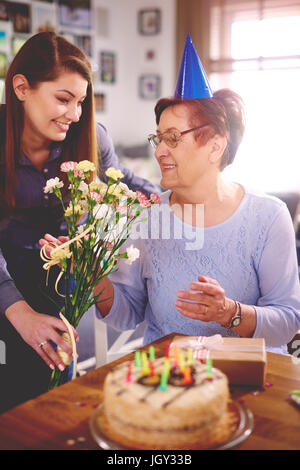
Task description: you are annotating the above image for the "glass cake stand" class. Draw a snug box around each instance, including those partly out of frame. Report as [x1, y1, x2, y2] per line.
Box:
[89, 400, 254, 451]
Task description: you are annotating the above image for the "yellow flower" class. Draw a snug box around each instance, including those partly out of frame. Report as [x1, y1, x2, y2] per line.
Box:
[65, 203, 85, 217]
[105, 167, 124, 180]
[77, 160, 96, 173]
[51, 246, 72, 262]
[107, 184, 123, 197]
[89, 181, 107, 192]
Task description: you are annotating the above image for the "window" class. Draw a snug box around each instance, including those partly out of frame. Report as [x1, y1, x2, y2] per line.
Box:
[210, 0, 300, 192]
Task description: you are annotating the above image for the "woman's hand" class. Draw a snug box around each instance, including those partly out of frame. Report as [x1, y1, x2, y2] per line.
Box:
[5, 300, 79, 371]
[175, 275, 236, 326]
[39, 233, 69, 256]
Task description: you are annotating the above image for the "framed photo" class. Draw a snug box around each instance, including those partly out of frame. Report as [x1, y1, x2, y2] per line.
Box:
[32, 2, 57, 33]
[75, 34, 92, 57]
[0, 1, 9, 21]
[58, 0, 91, 30]
[138, 9, 161, 35]
[8, 2, 31, 33]
[94, 92, 105, 112]
[11, 36, 26, 56]
[0, 51, 7, 78]
[100, 51, 115, 84]
[139, 74, 161, 100]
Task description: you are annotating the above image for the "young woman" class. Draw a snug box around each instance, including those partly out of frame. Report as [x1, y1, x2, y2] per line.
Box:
[95, 90, 300, 353]
[0, 32, 155, 411]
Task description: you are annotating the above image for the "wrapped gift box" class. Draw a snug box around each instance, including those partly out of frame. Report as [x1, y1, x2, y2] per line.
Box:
[171, 335, 267, 387]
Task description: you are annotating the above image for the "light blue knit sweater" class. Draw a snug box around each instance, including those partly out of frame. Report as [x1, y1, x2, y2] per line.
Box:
[99, 188, 300, 354]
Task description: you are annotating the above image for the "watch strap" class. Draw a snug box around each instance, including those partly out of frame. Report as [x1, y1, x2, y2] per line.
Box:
[224, 300, 242, 329]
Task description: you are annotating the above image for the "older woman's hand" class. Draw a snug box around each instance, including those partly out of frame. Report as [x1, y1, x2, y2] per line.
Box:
[175, 275, 236, 326]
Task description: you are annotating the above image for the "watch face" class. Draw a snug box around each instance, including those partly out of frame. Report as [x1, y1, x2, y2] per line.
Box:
[232, 316, 241, 327]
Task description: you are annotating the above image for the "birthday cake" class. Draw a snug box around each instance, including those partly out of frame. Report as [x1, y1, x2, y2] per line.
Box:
[100, 350, 234, 450]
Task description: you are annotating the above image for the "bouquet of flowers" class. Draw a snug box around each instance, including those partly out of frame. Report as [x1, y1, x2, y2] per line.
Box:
[40, 161, 160, 389]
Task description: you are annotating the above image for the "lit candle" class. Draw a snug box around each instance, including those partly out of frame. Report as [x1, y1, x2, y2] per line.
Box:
[165, 340, 170, 358]
[173, 343, 180, 366]
[164, 357, 170, 376]
[149, 360, 155, 377]
[187, 348, 193, 366]
[179, 352, 185, 372]
[125, 362, 132, 383]
[135, 351, 142, 368]
[141, 351, 150, 375]
[183, 365, 193, 385]
[159, 370, 168, 391]
[206, 357, 213, 380]
[149, 345, 155, 362]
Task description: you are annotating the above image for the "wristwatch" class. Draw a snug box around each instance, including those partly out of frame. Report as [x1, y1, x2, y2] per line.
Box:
[226, 301, 242, 329]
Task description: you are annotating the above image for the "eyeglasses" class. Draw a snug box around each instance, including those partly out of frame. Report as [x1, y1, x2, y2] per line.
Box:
[148, 124, 209, 149]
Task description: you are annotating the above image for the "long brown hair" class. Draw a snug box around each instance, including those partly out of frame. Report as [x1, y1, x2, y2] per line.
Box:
[154, 89, 245, 171]
[0, 31, 98, 207]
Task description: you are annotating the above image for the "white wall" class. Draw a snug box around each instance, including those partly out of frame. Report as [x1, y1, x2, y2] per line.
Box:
[93, 0, 177, 146]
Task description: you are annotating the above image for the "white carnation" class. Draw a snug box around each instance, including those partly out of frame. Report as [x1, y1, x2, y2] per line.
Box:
[93, 203, 111, 220]
[125, 245, 140, 264]
[44, 177, 64, 194]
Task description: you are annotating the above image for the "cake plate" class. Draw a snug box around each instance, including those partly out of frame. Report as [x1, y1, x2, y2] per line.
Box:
[89, 400, 254, 451]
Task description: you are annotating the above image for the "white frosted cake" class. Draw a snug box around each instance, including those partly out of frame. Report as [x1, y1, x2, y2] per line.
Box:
[100, 355, 234, 450]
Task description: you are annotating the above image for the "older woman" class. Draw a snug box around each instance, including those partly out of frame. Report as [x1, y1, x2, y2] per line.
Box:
[96, 87, 300, 354]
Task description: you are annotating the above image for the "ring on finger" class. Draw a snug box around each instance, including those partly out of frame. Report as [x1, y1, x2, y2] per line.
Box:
[203, 305, 208, 314]
[38, 341, 48, 348]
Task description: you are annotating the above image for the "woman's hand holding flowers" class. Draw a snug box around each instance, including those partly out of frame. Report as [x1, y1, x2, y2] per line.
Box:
[5, 300, 78, 371]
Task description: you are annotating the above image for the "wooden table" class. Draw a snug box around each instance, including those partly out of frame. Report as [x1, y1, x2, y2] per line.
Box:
[0, 333, 300, 451]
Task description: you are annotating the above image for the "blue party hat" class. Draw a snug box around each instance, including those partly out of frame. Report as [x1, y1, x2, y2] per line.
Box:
[174, 33, 213, 99]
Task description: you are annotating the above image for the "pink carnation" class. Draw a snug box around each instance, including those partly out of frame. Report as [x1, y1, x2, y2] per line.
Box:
[89, 191, 103, 203]
[115, 204, 129, 215]
[136, 190, 151, 207]
[101, 241, 114, 251]
[136, 190, 146, 199]
[60, 161, 78, 173]
[150, 193, 161, 204]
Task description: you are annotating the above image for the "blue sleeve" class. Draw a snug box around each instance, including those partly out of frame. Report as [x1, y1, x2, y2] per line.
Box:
[0, 248, 24, 314]
[253, 204, 300, 346]
[96, 122, 157, 197]
[96, 240, 147, 331]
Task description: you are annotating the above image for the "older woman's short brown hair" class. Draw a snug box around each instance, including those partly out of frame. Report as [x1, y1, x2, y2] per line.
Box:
[154, 89, 245, 171]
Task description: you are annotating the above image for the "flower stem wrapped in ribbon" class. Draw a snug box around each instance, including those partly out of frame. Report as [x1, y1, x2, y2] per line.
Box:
[41, 162, 160, 389]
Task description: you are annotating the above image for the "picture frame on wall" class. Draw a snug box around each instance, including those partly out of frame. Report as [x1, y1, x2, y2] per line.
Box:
[0, 52, 7, 78]
[9, 1, 31, 33]
[75, 34, 92, 57]
[138, 8, 161, 35]
[100, 51, 115, 84]
[0, 1, 9, 21]
[11, 36, 26, 56]
[58, 0, 91, 30]
[94, 92, 105, 112]
[32, 2, 57, 33]
[139, 74, 161, 100]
